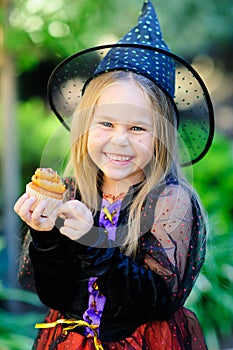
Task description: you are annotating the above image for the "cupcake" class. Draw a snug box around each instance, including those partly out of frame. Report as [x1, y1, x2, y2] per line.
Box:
[26, 168, 66, 216]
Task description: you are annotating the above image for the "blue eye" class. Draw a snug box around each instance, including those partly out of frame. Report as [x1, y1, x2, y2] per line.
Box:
[131, 126, 145, 131]
[101, 122, 113, 128]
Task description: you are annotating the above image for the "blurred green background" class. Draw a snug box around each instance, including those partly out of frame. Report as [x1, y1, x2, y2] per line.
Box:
[0, 0, 233, 349]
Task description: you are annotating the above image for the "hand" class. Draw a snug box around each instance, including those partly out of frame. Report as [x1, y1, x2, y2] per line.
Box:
[14, 193, 59, 231]
[58, 200, 93, 240]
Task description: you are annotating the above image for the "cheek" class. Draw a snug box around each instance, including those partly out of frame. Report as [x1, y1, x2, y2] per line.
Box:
[87, 129, 108, 154]
[87, 130, 97, 154]
[135, 136, 153, 152]
[89, 128, 109, 141]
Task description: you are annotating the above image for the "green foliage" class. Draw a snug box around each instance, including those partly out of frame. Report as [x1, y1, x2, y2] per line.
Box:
[0, 307, 37, 350]
[0, 252, 43, 350]
[5, 0, 233, 72]
[17, 98, 70, 190]
[185, 133, 233, 349]
[193, 133, 233, 236]
[187, 235, 233, 349]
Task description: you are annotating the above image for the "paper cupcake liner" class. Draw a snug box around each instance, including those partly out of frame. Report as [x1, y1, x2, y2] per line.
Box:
[26, 184, 63, 216]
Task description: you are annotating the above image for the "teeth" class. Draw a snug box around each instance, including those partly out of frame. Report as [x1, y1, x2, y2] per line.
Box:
[106, 153, 131, 161]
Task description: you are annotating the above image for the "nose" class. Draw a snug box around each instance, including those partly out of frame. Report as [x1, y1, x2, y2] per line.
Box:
[110, 126, 129, 146]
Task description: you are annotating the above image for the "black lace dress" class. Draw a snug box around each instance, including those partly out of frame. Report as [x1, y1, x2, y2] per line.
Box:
[18, 176, 207, 349]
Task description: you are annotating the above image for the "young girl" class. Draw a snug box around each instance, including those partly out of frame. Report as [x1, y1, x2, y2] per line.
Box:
[14, 1, 214, 349]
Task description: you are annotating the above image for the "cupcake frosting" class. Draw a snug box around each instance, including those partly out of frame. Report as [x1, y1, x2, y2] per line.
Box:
[31, 168, 66, 194]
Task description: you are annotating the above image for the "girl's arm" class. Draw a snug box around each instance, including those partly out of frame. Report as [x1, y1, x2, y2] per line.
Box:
[29, 184, 206, 322]
[68, 185, 205, 319]
[14, 180, 93, 312]
[18, 228, 35, 292]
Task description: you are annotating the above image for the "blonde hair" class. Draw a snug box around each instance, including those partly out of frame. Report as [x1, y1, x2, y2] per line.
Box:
[66, 71, 194, 256]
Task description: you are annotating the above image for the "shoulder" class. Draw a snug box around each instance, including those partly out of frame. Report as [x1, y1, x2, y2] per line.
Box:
[154, 184, 192, 223]
[147, 175, 192, 206]
[144, 175, 199, 223]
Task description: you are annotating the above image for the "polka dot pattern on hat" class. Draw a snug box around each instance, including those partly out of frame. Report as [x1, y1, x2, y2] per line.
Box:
[47, 0, 214, 166]
[94, 0, 175, 99]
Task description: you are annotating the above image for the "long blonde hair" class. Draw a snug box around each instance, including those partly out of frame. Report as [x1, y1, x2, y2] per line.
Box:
[67, 71, 193, 256]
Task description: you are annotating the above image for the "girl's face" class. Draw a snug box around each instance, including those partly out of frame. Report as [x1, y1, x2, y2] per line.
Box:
[87, 80, 154, 191]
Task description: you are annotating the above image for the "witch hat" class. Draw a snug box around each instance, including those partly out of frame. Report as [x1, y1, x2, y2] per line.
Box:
[47, 0, 214, 166]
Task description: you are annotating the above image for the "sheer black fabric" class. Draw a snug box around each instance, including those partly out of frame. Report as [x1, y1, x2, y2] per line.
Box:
[18, 176, 207, 349]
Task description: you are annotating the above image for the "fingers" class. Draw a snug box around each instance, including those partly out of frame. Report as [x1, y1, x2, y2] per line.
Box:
[63, 218, 92, 232]
[14, 194, 37, 219]
[58, 200, 94, 240]
[60, 215, 93, 235]
[14, 193, 32, 214]
[30, 200, 47, 219]
[60, 226, 84, 241]
[58, 200, 89, 219]
[60, 218, 93, 240]
[14, 195, 94, 238]
[58, 200, 93, 229]
[14, 193, 58, 231]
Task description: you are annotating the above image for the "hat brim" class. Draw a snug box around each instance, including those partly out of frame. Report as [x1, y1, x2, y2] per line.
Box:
[47, 43, 214, 166]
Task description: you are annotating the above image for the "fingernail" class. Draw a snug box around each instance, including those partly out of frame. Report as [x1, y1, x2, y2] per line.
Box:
[59, 214, 66, 220]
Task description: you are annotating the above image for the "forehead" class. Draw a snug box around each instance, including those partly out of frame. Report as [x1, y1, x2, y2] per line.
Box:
[96, 81, 151, 107]
[93, 81, 153, 124]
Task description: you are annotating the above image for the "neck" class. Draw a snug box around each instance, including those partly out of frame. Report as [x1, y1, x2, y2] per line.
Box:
[102, 177, 143, 196]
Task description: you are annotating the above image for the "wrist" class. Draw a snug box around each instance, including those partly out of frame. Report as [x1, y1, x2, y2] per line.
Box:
[30, 217, 64, 250]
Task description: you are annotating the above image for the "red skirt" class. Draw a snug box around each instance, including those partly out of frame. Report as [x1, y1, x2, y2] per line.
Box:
[33, 307, 207, 350]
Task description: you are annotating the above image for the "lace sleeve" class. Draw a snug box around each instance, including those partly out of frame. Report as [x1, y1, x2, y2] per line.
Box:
[17, 177, 77, 291]
[141, 184, 206, 305]
[18, 228, 36, 291]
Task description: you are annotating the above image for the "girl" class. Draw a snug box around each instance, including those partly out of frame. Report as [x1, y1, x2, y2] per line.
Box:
[15, 71, 208, 349]
[14, 1, 214, 349]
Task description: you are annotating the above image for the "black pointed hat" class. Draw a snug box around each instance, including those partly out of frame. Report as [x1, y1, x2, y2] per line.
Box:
[48, 0, 214, 166]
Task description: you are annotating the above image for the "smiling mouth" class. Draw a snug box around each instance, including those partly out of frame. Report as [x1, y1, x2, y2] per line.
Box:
[105, 153, 132, 162]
